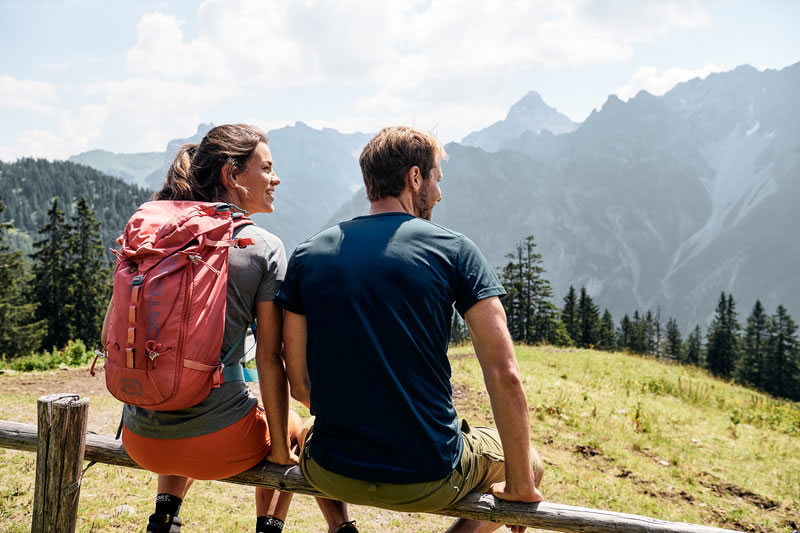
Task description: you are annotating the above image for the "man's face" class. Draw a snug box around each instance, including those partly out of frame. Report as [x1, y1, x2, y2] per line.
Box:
[414, 158, 443, 220]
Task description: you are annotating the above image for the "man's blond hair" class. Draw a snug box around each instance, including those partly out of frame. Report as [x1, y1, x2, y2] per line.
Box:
[359, 126, 446, 202]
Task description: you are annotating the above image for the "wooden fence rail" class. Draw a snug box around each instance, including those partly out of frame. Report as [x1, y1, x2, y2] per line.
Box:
[0, 394, 741, 533]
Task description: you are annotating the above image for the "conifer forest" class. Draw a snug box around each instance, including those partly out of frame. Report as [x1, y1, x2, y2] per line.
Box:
[459, 235, 800, 402]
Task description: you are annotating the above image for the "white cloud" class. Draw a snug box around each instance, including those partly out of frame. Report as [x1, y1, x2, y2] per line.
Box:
[0, 76, 58, 114]
[0, 104, 109, 161]
[4, 0, 717, 156]
[616, 63, 725, 100]
[173, 0, 715, 98]
[86, 76, 231, 152]
[126, 12, 221, 80]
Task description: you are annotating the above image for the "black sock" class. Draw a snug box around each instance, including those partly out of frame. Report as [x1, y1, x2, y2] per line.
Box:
[256, 515, 284, 532]
[154, 493, 182, 517]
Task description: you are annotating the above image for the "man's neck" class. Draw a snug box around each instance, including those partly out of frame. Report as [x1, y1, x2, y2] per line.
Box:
[369, 195, 415, 216]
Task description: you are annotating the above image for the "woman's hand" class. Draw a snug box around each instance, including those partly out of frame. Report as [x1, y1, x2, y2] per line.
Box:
[265, 448, 299, 466]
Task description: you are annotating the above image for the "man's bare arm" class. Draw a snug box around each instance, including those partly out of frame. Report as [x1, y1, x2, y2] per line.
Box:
[283, 310, 311, 408]
[464, 296, 543, 502]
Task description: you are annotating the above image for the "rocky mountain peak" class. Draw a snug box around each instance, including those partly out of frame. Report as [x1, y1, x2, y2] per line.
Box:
[506, 90, 547, 118]
[461, 91, 578, 152]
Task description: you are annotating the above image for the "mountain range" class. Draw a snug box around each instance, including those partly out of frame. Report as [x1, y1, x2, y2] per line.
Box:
[327, 63, 800, 330]
[25, 61, 800, 331]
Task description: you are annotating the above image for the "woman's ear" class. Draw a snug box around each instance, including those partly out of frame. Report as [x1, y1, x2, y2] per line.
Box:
[222, 164, 237, 189]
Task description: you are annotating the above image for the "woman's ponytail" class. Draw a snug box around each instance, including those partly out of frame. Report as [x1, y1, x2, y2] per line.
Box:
[153, 144, 199, 201]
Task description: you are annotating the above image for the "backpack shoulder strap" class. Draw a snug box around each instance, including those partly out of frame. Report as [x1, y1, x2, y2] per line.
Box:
[220, 326, 259, 383]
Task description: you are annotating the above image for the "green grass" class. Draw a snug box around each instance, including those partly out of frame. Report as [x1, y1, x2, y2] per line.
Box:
[1, 345, 798, 532]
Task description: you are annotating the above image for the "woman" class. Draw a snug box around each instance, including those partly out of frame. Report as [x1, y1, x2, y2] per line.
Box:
[102, 124, 300, 533]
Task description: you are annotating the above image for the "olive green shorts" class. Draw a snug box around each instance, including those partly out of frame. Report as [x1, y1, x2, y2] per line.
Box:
[299, 419, 537, 512]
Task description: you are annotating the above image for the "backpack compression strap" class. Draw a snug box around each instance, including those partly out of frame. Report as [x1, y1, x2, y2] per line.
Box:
[126, 275, 145, 368]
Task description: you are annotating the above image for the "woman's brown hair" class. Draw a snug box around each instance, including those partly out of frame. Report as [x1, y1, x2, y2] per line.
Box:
[153, 124, 268, 202]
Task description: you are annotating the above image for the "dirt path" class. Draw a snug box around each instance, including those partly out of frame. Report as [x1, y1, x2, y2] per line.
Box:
[1, 367, 157, 433]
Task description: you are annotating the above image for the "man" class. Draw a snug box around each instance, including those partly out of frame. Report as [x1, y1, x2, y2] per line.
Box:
[278, 126, 543, 533]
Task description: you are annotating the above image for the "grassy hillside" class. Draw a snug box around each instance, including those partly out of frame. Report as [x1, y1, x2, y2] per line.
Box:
[0, 346, 797, 532]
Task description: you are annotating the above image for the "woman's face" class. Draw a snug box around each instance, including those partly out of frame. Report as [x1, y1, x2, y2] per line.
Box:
[231, 142, 280, 214]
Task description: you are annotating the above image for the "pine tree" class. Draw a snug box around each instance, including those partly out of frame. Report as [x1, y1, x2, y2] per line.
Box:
[524, 237, 557, 344]
[498, 236, 558, 345]
[31, 198, 72, 349]
[705, 292, 740, 378]
[561, 286, 579, 346]
[547, 309, 574, 347]
[763, 305, 799, 400]
[596, 309, 616, 351]
[577, 287, 600, 348]
[0, 195, 44, 357]
[735, 300, 770, 388]
[617, 314, 633, 351]
[685, 325, 702, 365]
[664, 317, 683, 361]
[449, 309, 469, 345]
[499, 246, 524, 342]
[67, 197, 110, 344]
[629, 311, 648, 354]
[645, 310, 656, 356]
[653, 308, 663, 358]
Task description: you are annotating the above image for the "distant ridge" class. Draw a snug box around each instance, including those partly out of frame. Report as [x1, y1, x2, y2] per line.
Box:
[66, 123, 214, 191]
[68, 150, 162, 186]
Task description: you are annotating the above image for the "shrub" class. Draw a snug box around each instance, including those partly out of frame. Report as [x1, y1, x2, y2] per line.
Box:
[5, 340, 92, 372]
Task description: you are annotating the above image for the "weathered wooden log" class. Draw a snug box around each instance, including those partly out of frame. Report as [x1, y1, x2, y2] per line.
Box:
[0, 418, 739, 533]
[31, 394, 89, 533]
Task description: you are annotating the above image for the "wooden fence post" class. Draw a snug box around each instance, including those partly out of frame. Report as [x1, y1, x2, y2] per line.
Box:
[31, 393, 90, 533]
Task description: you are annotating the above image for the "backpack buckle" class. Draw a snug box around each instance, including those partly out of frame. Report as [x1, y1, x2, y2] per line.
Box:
[131, 275, 144, 289]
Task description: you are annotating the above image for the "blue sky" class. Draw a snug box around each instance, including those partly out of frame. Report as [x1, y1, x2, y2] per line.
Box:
[1, 0, 798, 160]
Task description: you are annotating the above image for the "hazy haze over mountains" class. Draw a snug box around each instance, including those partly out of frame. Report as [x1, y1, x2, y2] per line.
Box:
[328, 62, 800, 329]
[58, 62, 799, 330]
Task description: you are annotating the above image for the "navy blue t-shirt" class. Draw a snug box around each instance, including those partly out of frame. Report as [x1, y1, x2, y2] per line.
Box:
[277, 213, 505, 483]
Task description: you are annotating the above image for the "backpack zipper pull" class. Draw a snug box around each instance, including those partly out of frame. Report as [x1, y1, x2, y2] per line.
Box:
[187, 253, 221, 274]
[145, 340, 166, 369]
[89, 349, 106, 377]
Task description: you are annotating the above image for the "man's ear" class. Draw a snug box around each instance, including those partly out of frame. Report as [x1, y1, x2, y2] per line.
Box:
[406, 165, 422, 192]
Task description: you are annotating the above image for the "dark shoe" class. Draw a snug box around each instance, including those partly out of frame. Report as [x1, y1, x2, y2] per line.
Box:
[335, 520, 358, 532]
[146, 513, 182, 533]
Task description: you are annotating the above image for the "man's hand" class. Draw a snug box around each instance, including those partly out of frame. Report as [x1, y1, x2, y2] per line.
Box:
[489, 480, 543, 503]
[490, 480, 544, 533]
[265, 448, 299, 466]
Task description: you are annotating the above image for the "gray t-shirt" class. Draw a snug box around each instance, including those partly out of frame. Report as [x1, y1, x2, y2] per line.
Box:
[123, 224, 286, 439]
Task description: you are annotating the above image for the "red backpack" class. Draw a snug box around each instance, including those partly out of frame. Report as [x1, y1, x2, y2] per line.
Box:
[99, 201, 256, 411]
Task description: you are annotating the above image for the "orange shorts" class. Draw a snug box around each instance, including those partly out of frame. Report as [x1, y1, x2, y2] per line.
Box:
[122, 405, 300, 480]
